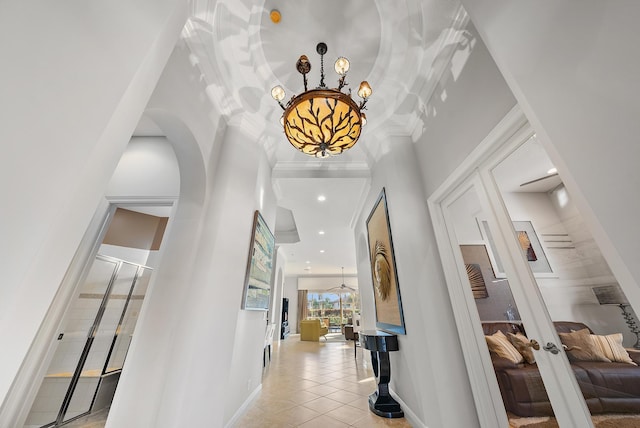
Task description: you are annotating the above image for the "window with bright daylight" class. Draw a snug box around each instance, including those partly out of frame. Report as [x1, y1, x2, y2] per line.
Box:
[306, 290, 360, 332]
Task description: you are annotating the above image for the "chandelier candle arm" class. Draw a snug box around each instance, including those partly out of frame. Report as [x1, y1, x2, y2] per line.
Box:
[357, 81, 372, 98]
[271, 42, 372, 158]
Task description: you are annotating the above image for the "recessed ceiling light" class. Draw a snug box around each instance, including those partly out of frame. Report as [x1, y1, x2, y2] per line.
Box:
[320, 250, 325, 253]
[306, 261, 311, 264]
[318, 230, 325, 235]
[317, 195, 326, 202]
[547, 167, 558, 174]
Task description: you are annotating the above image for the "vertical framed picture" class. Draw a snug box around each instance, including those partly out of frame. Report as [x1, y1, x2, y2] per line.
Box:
[366, 188, 406, 334]
[480, 219, 552, 277]
[242, 211, 275, 311]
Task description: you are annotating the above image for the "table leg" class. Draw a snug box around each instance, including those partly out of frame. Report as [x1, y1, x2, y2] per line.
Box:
[368, 350, 404, 418]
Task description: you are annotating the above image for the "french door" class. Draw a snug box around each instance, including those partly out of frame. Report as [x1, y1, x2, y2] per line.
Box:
[24, 255, 151, 427]
[430, 112, 640, 426]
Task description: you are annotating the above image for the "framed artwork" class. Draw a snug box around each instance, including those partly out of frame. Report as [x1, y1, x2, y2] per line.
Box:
[460, 245, 491, 299]
[241, 211, 275, 311]
[465, 263, 489, 299]
[460, 244, 521, 320]
[480, 220, 552, 278]
[366, 188, 406, 334]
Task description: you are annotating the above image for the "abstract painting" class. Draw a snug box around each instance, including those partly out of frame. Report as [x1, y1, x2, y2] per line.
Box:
[242, 211, 275, 311]
[366, 188, 406, 334]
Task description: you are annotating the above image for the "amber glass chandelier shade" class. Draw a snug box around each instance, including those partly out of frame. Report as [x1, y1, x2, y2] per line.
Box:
[272, 43, 371, 158]
[283, 89, 362, 157]
[357, 81, 372, 99]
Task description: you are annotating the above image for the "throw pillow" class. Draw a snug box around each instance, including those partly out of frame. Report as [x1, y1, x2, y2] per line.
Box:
[591, 333, 637, 365]
[486, 330, 524, 364]
[558, 328, 611, 362]
[507, 332, 536, 364]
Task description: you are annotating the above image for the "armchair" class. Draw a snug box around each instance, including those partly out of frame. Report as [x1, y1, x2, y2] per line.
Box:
[300, 319, 328, 342]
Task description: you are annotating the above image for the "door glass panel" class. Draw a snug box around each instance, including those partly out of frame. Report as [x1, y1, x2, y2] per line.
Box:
[64, 262, 139, 421]
[341, 291, 359, 326]
[105, 266, 151, 372]
[491, 135, 640, 421]
[446, 183, 557, 425]
[24, 258, 119, 427]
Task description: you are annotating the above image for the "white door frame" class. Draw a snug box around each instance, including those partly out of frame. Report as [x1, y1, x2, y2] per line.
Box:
[428, 106, 594, 427]
[4, 197, 176, 428]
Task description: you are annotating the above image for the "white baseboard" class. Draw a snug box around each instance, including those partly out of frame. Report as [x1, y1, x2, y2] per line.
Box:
[390, 387, 428, 428]
[225, 384, 262, 428]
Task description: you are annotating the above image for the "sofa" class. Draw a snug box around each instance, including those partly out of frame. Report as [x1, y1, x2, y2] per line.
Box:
[483, 321, 640, 416]
[300, 319, 328, 342]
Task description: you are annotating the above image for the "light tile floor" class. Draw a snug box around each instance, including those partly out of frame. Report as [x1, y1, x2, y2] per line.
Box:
[231, 334, 412, 427]
[59, 334, 412, 427]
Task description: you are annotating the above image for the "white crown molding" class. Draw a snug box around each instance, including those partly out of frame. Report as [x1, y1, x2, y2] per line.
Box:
[272, 161, 371, 179]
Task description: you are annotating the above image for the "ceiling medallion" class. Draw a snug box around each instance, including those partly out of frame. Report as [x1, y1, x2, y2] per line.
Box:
[271, 42, 372, 158]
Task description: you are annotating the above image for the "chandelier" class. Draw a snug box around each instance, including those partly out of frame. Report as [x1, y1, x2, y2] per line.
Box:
[271, 42, 372, 158]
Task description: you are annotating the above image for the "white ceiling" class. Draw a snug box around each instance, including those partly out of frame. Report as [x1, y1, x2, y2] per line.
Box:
[132, 1, 559, 278]
[181, 0, 465, 277]
[492, 134, 563, 193]
[273, 176, 370, 276]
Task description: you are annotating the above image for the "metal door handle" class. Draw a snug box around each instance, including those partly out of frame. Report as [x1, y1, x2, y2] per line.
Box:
[543, 342, 560, 354]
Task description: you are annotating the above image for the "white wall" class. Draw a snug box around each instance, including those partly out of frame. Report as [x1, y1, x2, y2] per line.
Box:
[0, 0, 188, 418]
[414, 21, 517, 195]
[342, 19, 518, 427]
[102, 34, 279, 427]
[354, 138, 478, 428]
[298, 276, 358, 291]
[283, 277, 299, 333]
[370, 20, 516, 427]
[223, 142, 278, 425]
[106, 137, 180, 198]
[461, 1, 640, 308]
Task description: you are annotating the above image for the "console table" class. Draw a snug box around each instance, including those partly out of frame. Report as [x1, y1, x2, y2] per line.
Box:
[359, 330, 403, 418]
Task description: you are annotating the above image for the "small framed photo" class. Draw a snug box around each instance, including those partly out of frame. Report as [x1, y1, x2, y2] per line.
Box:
[479, 219, 552, 278]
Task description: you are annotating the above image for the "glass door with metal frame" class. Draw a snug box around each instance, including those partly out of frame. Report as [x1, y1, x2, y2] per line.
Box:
[486, 133, 640, 425]
[436, 127, 640, 427]
[442, 177, 565, 427]
[24, 255, 151, 428]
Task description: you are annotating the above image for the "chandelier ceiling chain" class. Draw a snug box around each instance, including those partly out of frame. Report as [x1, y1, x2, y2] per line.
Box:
[271, 42, 372, 158]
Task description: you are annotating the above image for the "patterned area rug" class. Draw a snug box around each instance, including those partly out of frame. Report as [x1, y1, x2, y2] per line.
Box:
[510, 414, 640, 428]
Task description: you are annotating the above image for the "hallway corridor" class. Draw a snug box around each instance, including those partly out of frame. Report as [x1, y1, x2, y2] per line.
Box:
[57, 334, 412, 427]
[232, 334, 412, 427]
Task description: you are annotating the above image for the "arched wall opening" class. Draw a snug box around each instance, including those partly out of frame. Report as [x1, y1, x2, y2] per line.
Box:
[10, 109, 208, 428]
[105, 110, 211, 427]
